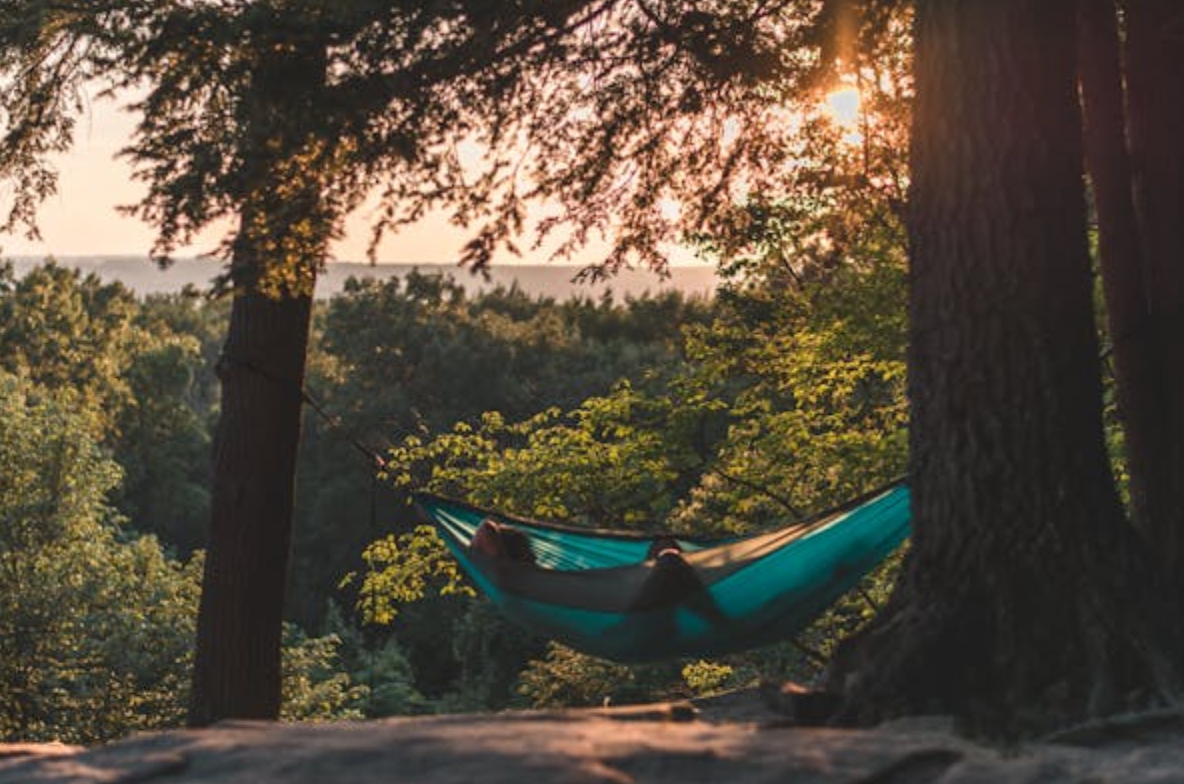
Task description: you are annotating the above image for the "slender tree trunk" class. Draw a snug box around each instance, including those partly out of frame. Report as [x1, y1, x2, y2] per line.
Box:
[826, 0, 1181, 735]
[1123, 1, 1184, 583]
[1077, 0, 1159, 534]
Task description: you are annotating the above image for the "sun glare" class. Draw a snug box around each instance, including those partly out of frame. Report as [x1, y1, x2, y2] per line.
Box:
[825, 86, 862, 131]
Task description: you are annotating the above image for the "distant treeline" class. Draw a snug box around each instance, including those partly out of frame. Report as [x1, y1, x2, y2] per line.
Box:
[8, 257, 720, 301]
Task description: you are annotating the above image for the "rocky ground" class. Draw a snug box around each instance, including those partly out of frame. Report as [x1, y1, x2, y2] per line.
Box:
[3, 691, 1184, 783]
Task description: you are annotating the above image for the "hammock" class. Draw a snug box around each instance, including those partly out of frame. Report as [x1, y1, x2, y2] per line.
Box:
[412, 481, 910, 662]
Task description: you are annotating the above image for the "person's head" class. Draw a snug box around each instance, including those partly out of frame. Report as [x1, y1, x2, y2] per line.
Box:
[470, 519, 536, 564]
[471, 519, 506, 558]
[499, 525, 536, 564]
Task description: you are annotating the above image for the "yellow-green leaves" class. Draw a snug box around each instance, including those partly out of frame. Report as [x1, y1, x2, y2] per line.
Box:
[355, 526, 474, 625]
[681, 660, 737, 696]
[280, 624, 368, 722]
[0, 372, 202, 744]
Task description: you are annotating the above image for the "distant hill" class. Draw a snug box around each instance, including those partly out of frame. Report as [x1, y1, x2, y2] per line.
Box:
[9, 256, 719, 301]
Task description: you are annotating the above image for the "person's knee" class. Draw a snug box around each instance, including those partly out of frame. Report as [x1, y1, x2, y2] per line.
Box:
[647, 536, 682, 561]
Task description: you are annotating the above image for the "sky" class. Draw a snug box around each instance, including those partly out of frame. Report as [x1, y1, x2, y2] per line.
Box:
[3, 85, 862, 266]
[1, 91, 701, 268]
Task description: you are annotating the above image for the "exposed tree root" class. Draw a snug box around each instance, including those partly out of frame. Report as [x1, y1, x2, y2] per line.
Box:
[822, 537, 1184, 739]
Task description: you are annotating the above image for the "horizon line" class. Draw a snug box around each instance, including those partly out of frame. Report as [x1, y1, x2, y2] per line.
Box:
[7, 253, 717, 270]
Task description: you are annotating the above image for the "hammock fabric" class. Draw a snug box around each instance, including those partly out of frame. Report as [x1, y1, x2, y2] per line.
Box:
[412, 482, 910, 663]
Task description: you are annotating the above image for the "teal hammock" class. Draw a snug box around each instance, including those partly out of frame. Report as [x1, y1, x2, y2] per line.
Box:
[413, 482, 910, 662]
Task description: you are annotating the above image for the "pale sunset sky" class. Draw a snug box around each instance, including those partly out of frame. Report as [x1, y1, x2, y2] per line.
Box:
[2, 91, 705, 268]
[4, 85, 862, 265]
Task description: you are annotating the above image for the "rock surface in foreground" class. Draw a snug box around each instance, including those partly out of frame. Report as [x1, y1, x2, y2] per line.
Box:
[3, 698, 1184, 783]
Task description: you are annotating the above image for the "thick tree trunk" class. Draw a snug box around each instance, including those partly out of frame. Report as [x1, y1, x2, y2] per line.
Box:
[189, 277, 313, 724]
[1077, 0, 1158, 533]
[1123, 1, 1184, 583]
[826, 0, 1181, 735]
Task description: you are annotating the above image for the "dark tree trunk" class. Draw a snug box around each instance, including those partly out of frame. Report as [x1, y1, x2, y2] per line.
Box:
[1077, 0, 1159, 534]
[188, 34, 329, 726]
[189, 281, 313, 724]
[1123, 1, 1184, 583]
[826, 0, 1181, 735]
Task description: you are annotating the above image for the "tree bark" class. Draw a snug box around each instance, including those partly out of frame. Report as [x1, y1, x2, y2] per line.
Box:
[189, 281, 313, 724]
[826, 0, 1182, 735]
[1123, 0, 1184, 583]
[188, 32, 329, 725]
[1077, 0, 1158, 533]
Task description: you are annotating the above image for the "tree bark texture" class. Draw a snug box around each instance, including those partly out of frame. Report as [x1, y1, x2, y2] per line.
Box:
[1123, 0, 1184, 583]
[826, 0, 1182, 735]
[189, 285, 313, 724]
[1077, 0, 1158, 534]
[188, 35, 330, 725]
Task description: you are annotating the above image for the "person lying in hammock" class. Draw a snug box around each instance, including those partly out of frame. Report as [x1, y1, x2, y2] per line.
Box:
[471, 519, 729, 639]
[471, 523, 686, 577]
